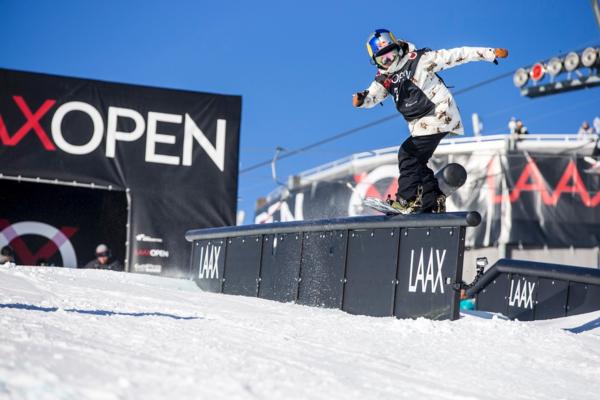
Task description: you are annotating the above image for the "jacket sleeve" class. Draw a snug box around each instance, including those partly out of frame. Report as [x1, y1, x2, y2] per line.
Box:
[418, 47, 496, 73]
[358, 80, 388, 109]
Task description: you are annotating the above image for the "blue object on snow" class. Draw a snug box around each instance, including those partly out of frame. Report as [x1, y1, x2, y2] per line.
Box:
[460, 298, 475, 311]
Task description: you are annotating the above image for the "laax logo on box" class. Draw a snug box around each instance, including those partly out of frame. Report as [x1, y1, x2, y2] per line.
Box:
[198, 243, 221, 279]
[508, 279, 536, 309]
[408, 247, 446, 294]
[0, 95, 227, 170]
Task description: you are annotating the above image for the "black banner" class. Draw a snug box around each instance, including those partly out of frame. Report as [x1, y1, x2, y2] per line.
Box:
[482, 154, 600, 247]
[255, 153, 600, 248]
[0, 68, 241, 276]
[0, 180, 126, 268]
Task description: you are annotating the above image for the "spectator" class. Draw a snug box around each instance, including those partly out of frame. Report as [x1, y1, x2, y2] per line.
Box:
[83, 244, 123, 271]
[514, 119, 528, 136]
[593, 116, 600, 135]
[0, 245, 16, 265]
[578, 121, 596, 138]
[508, 117, 517, 134]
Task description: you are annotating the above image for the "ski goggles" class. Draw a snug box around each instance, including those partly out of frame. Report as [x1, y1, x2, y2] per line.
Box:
[375, 49, 399, 68]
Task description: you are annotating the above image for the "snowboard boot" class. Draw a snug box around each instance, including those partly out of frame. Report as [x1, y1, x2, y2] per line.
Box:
[387, 186, 424, 215]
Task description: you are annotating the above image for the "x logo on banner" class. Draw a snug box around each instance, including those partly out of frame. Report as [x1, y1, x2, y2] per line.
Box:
[0, 95, 56, 150]
[0, 219, 78, 265]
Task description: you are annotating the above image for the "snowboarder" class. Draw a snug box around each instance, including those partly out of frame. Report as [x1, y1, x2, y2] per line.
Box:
[353, 29, 508, 214]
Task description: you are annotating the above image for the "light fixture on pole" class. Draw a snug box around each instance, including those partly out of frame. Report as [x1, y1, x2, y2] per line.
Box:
[564, 51, 580, 72]
[581, 47, 599, 68]
[514, 46, 600, 98]
[513, 68, 529, 88]
[530, 62, 545, 82]
[546, 57, 563, 77]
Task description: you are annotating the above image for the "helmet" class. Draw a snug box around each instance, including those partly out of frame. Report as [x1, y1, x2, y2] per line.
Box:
[1, 245, 14, 257]
[366, 29, 402, 68]
[95, 244, 111, 258]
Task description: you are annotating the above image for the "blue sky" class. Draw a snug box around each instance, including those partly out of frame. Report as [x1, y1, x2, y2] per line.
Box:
[1, 0, 599, 222]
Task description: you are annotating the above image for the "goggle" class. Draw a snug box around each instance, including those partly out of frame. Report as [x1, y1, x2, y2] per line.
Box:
[375, 49, 399, 67]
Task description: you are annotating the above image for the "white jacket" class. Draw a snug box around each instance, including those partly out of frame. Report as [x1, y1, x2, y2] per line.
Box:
[359, 43, 497, 136]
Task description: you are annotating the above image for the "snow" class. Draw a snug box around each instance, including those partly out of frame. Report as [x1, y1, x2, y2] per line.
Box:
[1, 264, 600, 400]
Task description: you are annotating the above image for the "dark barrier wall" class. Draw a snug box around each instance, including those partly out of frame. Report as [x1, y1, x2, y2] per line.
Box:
[467, 259, 600, 321]
[0, 68, 241, 275]
[186, 212, 481, 320]
[0, 180, 126, 268]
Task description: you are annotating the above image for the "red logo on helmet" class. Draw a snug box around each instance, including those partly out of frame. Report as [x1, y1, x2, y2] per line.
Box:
[376, 38, 390, 50]
[408, 52, 417, 60]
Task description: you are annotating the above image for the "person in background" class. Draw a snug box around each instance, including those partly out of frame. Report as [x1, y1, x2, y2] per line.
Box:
[514, 119, 528, 136]
[578, 121, 596, 138]
[0, 245, 16, 265]
[593, 117, 600, 135]
[83, 244, 123, 271]
[508, 117, 517, 134]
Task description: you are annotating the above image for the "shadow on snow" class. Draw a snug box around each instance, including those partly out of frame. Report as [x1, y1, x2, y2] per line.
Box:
[0, 303, 200, 320]
[565, 317, 600, 334]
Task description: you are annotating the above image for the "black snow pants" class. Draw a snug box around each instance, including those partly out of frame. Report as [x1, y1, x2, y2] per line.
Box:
[396, 132, 447, 210]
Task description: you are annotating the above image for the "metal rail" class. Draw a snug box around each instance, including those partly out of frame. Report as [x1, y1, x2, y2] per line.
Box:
[0, 173, 122, 191]
[467, 258, 600, 297]
[186, 211, 481, 241]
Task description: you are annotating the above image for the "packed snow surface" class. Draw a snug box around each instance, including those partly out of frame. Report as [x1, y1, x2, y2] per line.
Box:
[1, 265, 600, 400]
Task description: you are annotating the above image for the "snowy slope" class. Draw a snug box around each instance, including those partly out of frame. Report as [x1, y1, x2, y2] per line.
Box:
[1, 264, 600, 400]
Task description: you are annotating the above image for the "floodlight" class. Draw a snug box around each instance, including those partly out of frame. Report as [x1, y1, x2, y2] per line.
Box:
[530, 63, 545, 81]
[582, 47, 598, 68]
[546, 57, 563, 77]
[564, 51, 580, 72]
[513, 68, 529, 88]
[475, 257, 488, 276]
[475, 257, 488, 268]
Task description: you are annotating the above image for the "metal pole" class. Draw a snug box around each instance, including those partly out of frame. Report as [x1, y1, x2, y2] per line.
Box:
[592, 0, 600, 32]
[270, 147, 287, 187]
[125, 188, 132, 273]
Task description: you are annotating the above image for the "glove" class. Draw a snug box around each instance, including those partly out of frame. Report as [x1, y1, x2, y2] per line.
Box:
[353, 91, 368, 107]
[494, 48, 509, 58]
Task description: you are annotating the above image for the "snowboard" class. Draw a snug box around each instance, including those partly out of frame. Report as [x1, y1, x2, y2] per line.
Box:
[363, 197, 411, 215]
[363, 163, 467, 216]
